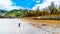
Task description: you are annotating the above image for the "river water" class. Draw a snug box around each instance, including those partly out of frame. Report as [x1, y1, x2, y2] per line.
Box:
[0, 19, 60, 34]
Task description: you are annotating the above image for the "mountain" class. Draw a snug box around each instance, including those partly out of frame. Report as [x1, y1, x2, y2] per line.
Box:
[0, 9, 8, 16]
[4, 9, 21, 18]
[0, 9, 32, 18]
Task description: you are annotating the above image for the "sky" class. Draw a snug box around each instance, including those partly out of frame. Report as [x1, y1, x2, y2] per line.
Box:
[0, 0, 60, 11]
[12, 0, 43, 8]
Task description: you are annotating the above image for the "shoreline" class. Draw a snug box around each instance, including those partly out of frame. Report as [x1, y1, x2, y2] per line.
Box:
[0, 18, 20, 19]
[20, 18, 60, 28]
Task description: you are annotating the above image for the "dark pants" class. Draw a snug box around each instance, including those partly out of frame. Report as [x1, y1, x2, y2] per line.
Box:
[18, 23, 20, 27]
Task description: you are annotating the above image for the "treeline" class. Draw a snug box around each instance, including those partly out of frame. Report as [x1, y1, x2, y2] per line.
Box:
[21, 2, 60, 17]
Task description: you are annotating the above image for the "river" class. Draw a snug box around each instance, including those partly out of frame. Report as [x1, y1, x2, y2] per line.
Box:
[0, 19, 60, 34]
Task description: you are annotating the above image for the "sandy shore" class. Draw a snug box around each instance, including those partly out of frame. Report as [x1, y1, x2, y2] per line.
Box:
[20, 18, 60, 34]
[20, 18, 60, 28]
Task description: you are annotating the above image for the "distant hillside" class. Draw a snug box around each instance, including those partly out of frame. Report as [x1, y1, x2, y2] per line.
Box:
[0, 9, 8, 16]
[4, 9, 21, 18]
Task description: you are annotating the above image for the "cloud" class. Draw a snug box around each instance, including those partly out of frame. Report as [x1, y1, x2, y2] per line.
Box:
[36, 0, 41, 3]
[32, 0, 60, 10]
[33, 0, 41, 3]
[0, 0, 25, 11]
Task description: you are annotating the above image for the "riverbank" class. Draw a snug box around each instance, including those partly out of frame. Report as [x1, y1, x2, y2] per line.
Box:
[20, 17, 60, 28]
[20, 17, 60, 34]
[20, 17, 60, 24]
